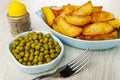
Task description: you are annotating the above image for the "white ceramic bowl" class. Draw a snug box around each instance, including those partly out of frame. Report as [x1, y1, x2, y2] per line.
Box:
[36, 10, 120, 50]
[7, 31, 64, 74]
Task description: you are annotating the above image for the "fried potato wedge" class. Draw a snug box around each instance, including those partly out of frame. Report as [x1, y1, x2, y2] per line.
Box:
[91, 11, 114, 22]
[65, 15, 91, 26]
[82, 22, 114, 35]
[59, 4, 74, 17]
[107, 19, 120, 29]
[42, 7, 55, 26]
[51, 5, 81, 17]
[77, 30, 118, 40]
[93, 6, 103, 12]
[72, 1, 93, 16]
[51, 6, 63, 17]
[71, 5, 81, 11]
[55, 17, 82, 37]
[52, 23, 61, 33]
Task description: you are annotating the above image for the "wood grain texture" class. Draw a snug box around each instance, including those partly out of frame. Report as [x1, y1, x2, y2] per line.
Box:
[0, 0, 120, 80]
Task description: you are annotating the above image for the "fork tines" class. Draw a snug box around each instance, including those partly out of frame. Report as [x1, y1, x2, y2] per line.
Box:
[59, 49, 95, 77]
[32, 49, 95, 80]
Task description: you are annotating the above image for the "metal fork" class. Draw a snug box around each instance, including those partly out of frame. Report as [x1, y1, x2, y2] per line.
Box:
[32, 49, 95, 80]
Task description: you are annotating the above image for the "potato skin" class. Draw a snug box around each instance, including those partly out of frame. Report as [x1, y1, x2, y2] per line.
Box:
[55, 16, 82, 37]
[72, 1, 93, 16]
[42, 7, 55, 26]
[82, 22, 114, 35]
[91, 11, 114, 22]
[93, 6, 103, 13]
[76, 30, 118, 40]
[65, 15, 91, 26]
[52, 23, 61, 33]
[107, 19, 120, 29]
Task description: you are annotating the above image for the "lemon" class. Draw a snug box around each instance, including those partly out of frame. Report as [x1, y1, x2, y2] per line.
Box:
[8, 0, 27, 17]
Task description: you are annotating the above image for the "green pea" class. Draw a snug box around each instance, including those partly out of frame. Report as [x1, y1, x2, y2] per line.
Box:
[56, 45, 61, 49]
[38, 56, 43, 62]
[19, 46, 24, 51]
[34, 56, 39, 59]
[26, 42, 31, 47]
[31, 43, 36, 48]
[45, 33, 51, 38]
[49, 45, 53, 49]
[15, 55, 21, 60]
[55, 53, 59, 58]
[25, 53, 29, 57]
[54, 41, 59, 46]
[17, 36, 24, 41]
[50, 53, 56, 59]
[30, 48, 35, 53]
[27, 62, 32, 66]
[40, 39, 43, 43]
[25, 50, 29, 54]
[12, 44, 16, 49]
[14, 49, 19, 54]
[48, 41, 53, 45]
[11, 49, 15, 53]
[46, 57, 52, 63]
[29, 56, 34, 61]
[25, 46, 30, 51]
[40, 47, 45, 52]
[38, 43, 42, 46]
[33, 58, 38, 64]
[27, 32, 32, 36]
[44, 54, 50, 59]
[38, 61, 43, 65]
[55, 48, 61, 53]
[18, 58, 23, 63]
[50, 49, 55, 54]
[39, 52, 44, 57]
[35, 50, 39, 56]
[29, 37, 32, 41]
[49, 38, 54, 42]
[22, 62, 27, 65]
[43, 44, 49, 50]
[16, 46, 19, 49]
[32, 34, 38, 40]
[19, 42, 24, 47]
[30, 52, 34, 56]
[43, 38, 48, 43]
[38, 32, 43, 36]
[19, 52, 24, 57]
[44, 50, 49, 55]
[31, 31, 37, 35]
[23, 57, 28, 62]
[35, 45, 41, 50]
[38, 35, 43, 40]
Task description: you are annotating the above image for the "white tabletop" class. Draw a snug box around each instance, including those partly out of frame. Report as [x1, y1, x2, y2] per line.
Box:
[1, 0, 120, 80]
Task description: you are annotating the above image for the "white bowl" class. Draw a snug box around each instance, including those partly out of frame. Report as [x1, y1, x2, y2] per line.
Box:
[36, 9, 120, 50]
[7, 31, 64, 74]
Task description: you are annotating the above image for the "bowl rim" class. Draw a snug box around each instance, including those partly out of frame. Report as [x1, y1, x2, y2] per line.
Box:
[36, 10, 120, 43]
[8, 31, 64, 68]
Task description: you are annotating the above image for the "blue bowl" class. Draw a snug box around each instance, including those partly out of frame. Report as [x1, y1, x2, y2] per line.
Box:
[36, 10, 120, 50]
[7, 31, 64, 73]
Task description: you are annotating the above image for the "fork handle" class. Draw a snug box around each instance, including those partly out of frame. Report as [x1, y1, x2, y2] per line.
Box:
[32, 72, 56, 80]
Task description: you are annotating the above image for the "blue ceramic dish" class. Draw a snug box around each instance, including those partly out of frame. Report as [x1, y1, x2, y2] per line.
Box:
[36, 10, 120, 50]
[7, 31, 64, 73]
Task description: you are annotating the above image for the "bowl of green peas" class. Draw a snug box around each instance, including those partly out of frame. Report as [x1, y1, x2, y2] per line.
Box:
[8, 31, 64, 74]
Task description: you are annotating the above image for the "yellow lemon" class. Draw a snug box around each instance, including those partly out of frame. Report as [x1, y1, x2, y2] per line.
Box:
[8, 0, 27, 17]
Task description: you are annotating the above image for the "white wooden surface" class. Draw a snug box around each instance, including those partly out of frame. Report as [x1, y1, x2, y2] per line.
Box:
[1, 0, 120, 80]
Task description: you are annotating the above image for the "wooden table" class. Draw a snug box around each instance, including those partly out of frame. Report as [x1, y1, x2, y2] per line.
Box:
[1, 0, 120, 80]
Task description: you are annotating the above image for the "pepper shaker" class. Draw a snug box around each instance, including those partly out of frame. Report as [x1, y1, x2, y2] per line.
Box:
[7, 0, 32, 36]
